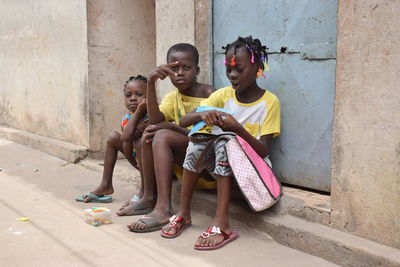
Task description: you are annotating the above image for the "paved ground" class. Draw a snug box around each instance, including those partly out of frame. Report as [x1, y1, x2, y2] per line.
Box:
[0, 139, 337, 266]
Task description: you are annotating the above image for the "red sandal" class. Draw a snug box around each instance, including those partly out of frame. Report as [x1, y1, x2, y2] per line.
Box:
[194, 226, 239, 250]
[160, 215, 191, 238]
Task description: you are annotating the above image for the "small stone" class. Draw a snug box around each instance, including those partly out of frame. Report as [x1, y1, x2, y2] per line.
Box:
[33, 169, 39, 172]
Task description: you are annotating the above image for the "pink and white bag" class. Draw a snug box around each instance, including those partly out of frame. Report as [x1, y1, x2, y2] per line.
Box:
[225, 136, 282, 212]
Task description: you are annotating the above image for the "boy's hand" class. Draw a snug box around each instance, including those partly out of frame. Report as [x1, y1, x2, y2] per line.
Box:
[148, 62, 179, 83]
[142, 122, 178, 143]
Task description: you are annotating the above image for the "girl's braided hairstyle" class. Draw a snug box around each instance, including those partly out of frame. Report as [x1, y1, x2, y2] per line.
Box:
[124, 75, 147, 88]
[222, 36, 268, 70]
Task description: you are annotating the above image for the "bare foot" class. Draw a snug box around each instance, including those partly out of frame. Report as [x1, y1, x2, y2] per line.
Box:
[83, 185, 114, 202]
[194, 226, 231, 248]
[161, 215, 192, 237]
[119, 195, 141, 211]
[116, 199, 154, 216]
[127, 212, 170, 232]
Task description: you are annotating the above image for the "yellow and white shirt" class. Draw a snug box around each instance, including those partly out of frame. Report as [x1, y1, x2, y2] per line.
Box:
[200, 86, 281, 138]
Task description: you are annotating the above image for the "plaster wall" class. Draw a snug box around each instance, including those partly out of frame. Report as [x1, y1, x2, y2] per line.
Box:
[0, 0, 89, 146]
[155, 0, 195, 100]
[87, 0, 156, 152]
[332, 0, 400, 248]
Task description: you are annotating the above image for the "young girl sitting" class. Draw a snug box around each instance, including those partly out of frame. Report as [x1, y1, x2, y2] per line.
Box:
[75, 75, 148, 203]
[161, 36, 281, 250]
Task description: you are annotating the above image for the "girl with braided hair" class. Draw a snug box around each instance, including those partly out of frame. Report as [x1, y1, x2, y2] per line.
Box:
[161, 36, 281, 250]
[76, 75, 149, 203]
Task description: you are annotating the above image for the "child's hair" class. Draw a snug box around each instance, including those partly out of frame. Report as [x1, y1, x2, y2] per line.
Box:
[166, 43, 199, 66]
[124, 75, 147, 88]
[222, 36, 268, 70]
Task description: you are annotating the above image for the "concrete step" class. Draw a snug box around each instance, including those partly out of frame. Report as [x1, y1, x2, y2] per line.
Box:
[0, 126, 88, 163]
[78, 158, 400, 266]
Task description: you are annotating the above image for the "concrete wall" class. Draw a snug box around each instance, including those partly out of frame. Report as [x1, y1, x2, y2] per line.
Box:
[87, 0, 156, 152]
[155, 0, 195, 100]
[0, 0, 89, 146]
[331, 0, 400, 248]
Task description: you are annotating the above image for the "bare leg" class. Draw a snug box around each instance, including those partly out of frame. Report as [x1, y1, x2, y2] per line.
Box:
[84, 131, 121, 201]
[127, 129, 189, 230]
[85, 131, 139, 202]
[161, 168, 198, 235]
[195, 175, 233, 247]
[133, 137, 144, 198]
[117, 131, 157, 215]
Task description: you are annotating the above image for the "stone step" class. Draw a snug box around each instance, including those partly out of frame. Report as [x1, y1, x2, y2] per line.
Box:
[0, 126, 88, 163]
[79, 158, 400, 266]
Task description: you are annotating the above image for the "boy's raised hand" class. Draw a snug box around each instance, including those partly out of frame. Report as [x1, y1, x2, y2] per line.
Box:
[148, 61, 179, 83]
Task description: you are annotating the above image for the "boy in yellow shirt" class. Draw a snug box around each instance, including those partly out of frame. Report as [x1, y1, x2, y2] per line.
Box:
[117, 43, 215, 232]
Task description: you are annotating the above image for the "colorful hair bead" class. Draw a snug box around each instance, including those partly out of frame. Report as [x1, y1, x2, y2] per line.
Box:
[246, 45, 255, 63]
[230, 55, 236, 66]
[264, 62, 270, 72]
[257, 68, 263, 78]
[224, 58, 226, 65]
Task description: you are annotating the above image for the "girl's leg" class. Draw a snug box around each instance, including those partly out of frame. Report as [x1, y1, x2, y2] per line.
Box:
[127, 129, 189, 230]
[133, 137, 144, 198]
[85, 131, 122, 201]
[194, 175, 233, 247]
[117, 131, 157, 215]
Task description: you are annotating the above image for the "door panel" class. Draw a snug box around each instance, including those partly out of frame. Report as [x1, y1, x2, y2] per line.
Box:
[213, 0, 337, 191]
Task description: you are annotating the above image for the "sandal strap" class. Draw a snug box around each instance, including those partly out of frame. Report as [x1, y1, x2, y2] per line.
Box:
[167, 215, 185, 229]
[201, 226, 229, 239]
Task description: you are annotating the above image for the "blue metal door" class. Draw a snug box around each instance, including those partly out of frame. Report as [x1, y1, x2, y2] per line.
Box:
[213, 0, 337, 192]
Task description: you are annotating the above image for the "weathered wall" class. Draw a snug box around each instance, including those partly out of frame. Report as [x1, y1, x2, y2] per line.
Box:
[0, 0, 89, 146]
[87, 0, 156, 152]
[195, 0, 213, 86]
[331, 0, 400, 248]
[155, 0, 195, 100]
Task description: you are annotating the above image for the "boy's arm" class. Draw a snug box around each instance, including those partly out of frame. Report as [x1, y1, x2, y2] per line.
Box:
[147, 62, 179, 124]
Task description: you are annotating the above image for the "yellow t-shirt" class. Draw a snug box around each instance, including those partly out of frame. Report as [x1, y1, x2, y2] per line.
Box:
[159, 89, 217, 190]
[200, 86, 281, 138]
[159, 90, 202, 126]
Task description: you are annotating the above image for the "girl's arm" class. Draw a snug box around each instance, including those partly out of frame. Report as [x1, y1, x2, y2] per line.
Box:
[179, 109, 224, 128]
[218, 113, 273, 158]
[233, 125, 273, 158]
[147, 62, 179, 124]
[121, 100, 147, 142]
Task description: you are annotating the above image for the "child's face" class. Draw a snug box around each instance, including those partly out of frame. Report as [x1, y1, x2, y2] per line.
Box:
[167, 51, 199, 92]
[225, 46, 259, 93]
[123, 80, 146, 113]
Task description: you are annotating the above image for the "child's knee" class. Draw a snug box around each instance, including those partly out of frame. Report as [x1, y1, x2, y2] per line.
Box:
[134, 138, 142, 150]
[107, 131, 121, 144]
[152, 129, 174, 146]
